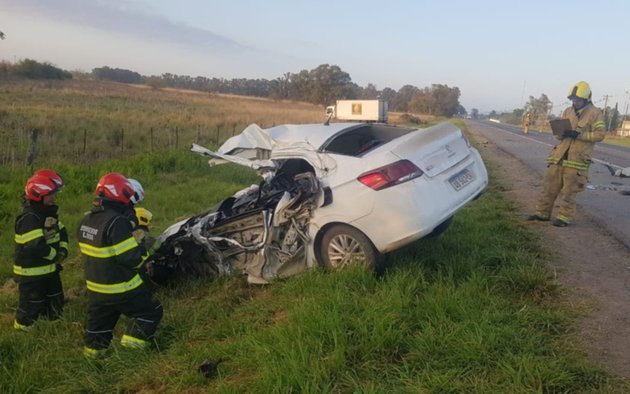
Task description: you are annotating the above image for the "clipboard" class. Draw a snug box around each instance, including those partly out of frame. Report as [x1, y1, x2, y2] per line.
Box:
[549, 118, 572, 137]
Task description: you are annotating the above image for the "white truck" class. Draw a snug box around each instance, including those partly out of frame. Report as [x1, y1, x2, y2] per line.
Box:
[325, 100, 388, 122]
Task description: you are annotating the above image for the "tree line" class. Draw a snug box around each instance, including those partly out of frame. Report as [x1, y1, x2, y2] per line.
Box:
[0, 59, 72, 80]
[0, 59, 465, 117]
[487, 93, 622, 132]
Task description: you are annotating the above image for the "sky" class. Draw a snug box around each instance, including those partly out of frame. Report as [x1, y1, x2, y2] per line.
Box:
[1, 0, 629, 114]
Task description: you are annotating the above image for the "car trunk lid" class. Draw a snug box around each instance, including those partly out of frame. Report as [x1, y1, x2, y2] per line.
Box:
[387, 122, 470, 177]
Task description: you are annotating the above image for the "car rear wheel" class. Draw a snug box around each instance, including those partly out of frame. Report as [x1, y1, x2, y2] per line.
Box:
[320, 224, 379, 270]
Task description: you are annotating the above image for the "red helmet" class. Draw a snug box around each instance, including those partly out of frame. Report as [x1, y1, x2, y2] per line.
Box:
[95, 172, 134, 204]
[25, 175, 59, 202]
[33, 169, 63, 188]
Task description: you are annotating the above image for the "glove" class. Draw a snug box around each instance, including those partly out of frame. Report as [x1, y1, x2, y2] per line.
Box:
[55, 249, 67, 272]
[54, 249, 67, 264]
[144, 261, 155, 277]
[562, 130, 579, 139]
[44, 217, 59, 240]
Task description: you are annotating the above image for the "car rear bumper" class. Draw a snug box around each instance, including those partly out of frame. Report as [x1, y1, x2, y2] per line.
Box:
[351, 151, 488, 253]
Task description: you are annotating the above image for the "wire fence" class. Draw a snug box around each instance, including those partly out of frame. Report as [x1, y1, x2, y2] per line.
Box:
[0, 122, 275, 167]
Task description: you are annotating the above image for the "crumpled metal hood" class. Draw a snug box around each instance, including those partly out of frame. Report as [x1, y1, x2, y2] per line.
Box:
[194, 123, 338, 175]
[219, 124, 274, 155]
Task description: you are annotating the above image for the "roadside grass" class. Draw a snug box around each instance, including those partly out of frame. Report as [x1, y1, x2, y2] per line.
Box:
[603, 136, 630, 147]
[1, 85, 628, 391]
[1, 149, 628, 392]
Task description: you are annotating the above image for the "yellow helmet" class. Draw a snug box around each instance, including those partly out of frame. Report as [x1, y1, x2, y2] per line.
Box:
[134, 207, 153, 227]
[567, 81, 592, 100]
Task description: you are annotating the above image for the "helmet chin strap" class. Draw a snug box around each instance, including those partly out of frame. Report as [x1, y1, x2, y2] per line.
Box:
[571, 98, 588, 111]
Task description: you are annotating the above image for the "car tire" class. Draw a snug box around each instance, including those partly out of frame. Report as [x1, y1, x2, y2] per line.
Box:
[320, 224, 380, 271]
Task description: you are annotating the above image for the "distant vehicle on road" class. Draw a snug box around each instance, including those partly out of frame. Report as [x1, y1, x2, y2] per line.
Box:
[325, 100, 388, 123]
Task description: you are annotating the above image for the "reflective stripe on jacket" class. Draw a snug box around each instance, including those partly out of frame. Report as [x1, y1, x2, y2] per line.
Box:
[546, 103, 605, 170]
[14, 205, 59, 280]
[78, 204, 146, 296]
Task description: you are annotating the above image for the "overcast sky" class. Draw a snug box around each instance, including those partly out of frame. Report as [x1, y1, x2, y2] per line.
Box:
[1, 0, 629, 114]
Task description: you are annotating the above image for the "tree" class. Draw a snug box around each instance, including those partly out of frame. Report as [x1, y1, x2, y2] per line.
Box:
[380, 87, 397, 106]
[392, 85, 420, 112]
[92, 66, 141, 84]
[15, 59, 71, 79]
[430, 84, 461, 116]
[0, 31, 5, 40]
[269, 72, 292, 100]
[308, 64, 353, 105]
[471, 108, 479, 119]
[524, 94, 553, 130]
[361, 83, 379, 99]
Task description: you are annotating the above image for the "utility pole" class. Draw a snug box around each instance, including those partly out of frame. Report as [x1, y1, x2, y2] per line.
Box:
[603, 95, 609, 130]
[623, 90, 630, 135]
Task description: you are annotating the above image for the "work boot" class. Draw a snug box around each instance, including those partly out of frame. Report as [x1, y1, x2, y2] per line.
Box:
[527, 214, 549, 222]
[13, 320, 32, 332]
[552, 219, 569, 227]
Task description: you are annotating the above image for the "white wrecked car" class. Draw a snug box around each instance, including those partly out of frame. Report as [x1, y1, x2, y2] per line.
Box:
[151, 121, 488, 284]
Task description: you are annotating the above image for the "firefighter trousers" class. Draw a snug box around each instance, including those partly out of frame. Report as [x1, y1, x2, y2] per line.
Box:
[535, 164, 588, 223]
[85, 287, 163, 351]
[15, 272, 64, 328]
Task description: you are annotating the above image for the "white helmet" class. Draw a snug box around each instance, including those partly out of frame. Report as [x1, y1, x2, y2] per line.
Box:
[128, 178, 144, 204]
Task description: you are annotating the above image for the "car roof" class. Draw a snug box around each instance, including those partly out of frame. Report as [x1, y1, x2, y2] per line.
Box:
[266, 122, 365, 150]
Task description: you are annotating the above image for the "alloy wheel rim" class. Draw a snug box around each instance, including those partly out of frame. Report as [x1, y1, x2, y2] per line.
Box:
[327, 234, 366, 268]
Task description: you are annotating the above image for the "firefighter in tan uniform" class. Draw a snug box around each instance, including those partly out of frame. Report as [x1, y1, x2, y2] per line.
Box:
[529, 81, 606, 227]
[523, 112, 531, 134]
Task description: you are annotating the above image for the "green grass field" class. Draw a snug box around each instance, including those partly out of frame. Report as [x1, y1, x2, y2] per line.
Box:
[0, 81, 628, 392]
[604, 136, 630, 147]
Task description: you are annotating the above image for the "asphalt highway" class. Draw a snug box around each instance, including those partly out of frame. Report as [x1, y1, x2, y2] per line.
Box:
[467, 120, 630, 248]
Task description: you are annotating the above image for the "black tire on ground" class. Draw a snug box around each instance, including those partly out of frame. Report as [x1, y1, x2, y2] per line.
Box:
[319, 224, 380, 271]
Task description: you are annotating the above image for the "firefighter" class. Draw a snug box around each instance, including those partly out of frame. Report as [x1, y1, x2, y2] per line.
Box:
[14, 171, 67, 331]
[523, 112, 531, 134]
[128, 178, 160, 278]
[133, 207, 157, 252]
[529, 81, 606, 227]
[78, 173, 163, 358]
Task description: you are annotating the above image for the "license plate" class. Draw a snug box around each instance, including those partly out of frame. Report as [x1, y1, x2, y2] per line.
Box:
[449, 168, 475, 191]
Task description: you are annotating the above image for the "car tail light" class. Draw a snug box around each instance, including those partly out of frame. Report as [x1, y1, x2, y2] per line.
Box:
[358, 159, 424, 191]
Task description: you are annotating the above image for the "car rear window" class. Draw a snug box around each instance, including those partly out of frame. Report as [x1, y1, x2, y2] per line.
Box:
[321, 124, 414, 157]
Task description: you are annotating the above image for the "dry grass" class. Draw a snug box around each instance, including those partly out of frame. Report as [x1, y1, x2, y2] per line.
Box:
[0, 80, 325, 165]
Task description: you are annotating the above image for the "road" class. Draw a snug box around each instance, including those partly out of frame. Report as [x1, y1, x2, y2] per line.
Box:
[467, 120, 630, 248]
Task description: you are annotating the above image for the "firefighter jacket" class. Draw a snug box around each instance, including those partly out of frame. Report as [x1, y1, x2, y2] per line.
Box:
[14, 202, 67, 282]
[78, 201, 147, 300]
[547, 103, 606, 171]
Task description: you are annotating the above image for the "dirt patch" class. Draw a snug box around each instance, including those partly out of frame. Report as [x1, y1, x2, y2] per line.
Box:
[1, 278, 17, 295]
[467, 123, 630, 379]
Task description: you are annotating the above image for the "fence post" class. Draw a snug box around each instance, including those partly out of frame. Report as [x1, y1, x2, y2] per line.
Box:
[121, 128, 124, 154]
[196, 125, 200, 143]
[26, 128, 39, 167]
